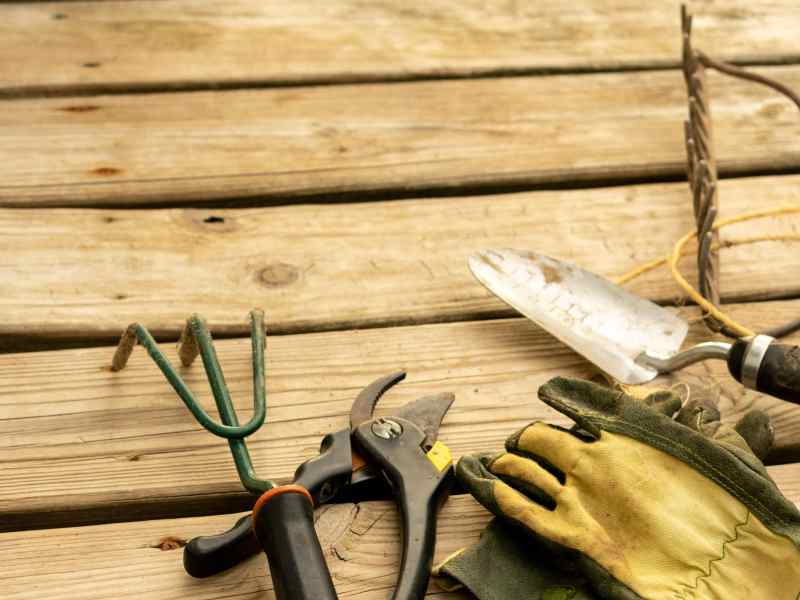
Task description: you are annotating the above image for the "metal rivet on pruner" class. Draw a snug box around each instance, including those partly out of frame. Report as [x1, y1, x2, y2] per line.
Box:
[371, 418, 403, 439]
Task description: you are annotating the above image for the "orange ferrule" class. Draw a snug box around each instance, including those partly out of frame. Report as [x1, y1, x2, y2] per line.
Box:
[252, 484, 313, 522]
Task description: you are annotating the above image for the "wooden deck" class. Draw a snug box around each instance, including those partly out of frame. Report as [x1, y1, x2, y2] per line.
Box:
[2, 2, 800, 598]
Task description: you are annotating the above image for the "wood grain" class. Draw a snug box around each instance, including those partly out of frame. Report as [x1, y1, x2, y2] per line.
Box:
[2, 300, 800, 530]
[2, 1, 800, 96]
[0, 499, 481, 600]
[1, 176, 799, 344]
[3, 65, 800, 207]
[3, 478, 800, 600]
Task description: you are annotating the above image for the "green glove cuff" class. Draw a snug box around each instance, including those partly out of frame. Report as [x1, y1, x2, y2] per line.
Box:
[434, 519, 598, 600]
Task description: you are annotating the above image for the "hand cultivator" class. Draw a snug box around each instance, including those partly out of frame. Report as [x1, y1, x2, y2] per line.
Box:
[112, 310, 455, 600]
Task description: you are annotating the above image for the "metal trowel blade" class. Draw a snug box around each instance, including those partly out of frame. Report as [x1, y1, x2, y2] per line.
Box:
[468, 249, 689, 384]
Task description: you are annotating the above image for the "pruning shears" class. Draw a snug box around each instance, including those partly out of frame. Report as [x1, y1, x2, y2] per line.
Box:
[111, 310, 455, 600]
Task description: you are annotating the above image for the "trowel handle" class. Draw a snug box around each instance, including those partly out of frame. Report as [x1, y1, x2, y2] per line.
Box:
[728, 335, 800, 404]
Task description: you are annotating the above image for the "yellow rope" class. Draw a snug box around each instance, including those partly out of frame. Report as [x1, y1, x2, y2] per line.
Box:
[613, 233, 800, 286]
[615, 205, 800, 337]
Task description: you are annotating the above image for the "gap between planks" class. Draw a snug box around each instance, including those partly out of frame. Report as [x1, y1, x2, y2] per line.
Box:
[2, 487, 800, 600]
[2, 301, 800, 531]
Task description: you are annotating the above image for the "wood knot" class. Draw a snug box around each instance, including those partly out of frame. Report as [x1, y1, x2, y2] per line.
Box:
[258, 263, 299, 287]
[91, 167, 122, 177]
[759, 101, 785, 120]
[183, 210, 236, 232]
[60, 105, 99, 113]
[151, 536, 187, 551]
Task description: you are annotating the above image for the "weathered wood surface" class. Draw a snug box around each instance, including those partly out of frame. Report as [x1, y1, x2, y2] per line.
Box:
[0, 499, 481, 600]
[1, 176, 798, 344]
[4, 479, 800, 600]
[3, 66, 800, 207]
[3, 1, 800, 96]
[2, 300, 799, 530]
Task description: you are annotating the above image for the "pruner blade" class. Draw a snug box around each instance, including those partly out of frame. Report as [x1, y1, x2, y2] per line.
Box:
[349, 371, 407, 431]
[394, 392, 455, 451]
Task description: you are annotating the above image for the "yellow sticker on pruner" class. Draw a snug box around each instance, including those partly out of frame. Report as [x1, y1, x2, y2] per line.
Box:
[426, 441, 453, 472]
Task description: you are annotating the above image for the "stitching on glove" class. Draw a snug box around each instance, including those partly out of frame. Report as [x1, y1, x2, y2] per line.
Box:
[675, 511, 750, 599]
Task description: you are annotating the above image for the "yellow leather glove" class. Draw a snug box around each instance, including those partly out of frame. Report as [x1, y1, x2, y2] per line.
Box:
[456, 377, 800, 599]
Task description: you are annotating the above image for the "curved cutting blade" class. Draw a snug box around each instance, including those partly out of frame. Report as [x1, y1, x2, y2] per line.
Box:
[350, 371, 407, 431]
[468, 249, 689, 384]
[395, 392, 455, 450]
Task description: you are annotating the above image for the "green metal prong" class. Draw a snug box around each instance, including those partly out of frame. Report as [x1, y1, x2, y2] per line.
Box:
[185, 311, 272, 493]
[110, 311, 275, 494]
[187, 313, 267, 439]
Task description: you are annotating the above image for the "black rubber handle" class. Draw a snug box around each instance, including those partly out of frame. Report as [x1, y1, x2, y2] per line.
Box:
[392, 464, 454, 600]
[728, 339, 800, 404]
[183, 514, 260, 578]
[253, 489, 338, 600]
[353, 417, 455, 600]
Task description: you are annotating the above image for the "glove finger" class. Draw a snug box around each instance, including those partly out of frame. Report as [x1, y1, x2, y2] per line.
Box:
[489, 452, 563, 502]
[642, 389, 682, 417]
[457, 452, 559, 510]
[676, 396, 774, 461]
[455, 452, 503, 506]
[456, 454, 570, 546]
[734, 409, 774, 460]
[536, 377, 625, 438]
[506, 421, 586, 473]
[675, 398, 721, 433]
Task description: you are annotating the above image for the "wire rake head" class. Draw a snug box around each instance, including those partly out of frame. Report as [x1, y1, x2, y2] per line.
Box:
[111, 310, 275, 494]
[680, 4, 800, 339]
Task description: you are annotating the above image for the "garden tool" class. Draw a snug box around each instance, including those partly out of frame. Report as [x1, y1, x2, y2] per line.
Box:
[468, 249, 800, 404]
[111, 310, 456, 600]
[445, 376, 800, 599]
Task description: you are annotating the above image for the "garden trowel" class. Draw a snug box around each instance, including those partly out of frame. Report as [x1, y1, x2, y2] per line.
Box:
[468, 249, 800, 404]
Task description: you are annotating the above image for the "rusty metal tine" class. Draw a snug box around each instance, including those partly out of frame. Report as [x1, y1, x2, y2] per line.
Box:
[680, 4, 800, 339]
[698, 51, 800, 112]
[697, 206, 717, 293]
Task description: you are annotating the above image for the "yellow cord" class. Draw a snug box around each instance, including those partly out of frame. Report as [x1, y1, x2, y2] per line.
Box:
[614, 205, 800, 337]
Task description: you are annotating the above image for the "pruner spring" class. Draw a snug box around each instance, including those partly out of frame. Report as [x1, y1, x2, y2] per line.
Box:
[111, 309, 275, 494]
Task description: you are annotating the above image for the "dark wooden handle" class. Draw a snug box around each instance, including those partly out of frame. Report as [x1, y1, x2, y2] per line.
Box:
[728, 338, 800, 404]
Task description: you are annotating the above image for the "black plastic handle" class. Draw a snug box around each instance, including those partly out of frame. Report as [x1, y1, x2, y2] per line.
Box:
[728, 338, 800, 404]
[253, 489, 338, 600]
[354, 417, 455, 600]
[184, 514, 261, 578]
[391, 461, 454, 600]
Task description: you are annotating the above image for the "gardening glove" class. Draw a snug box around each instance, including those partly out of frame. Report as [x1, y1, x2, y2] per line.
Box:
[434, 517, 600, 599]
[449, 376, 800, 600]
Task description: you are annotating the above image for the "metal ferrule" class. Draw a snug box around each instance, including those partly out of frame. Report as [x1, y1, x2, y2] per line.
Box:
[741, 335, 775, 390]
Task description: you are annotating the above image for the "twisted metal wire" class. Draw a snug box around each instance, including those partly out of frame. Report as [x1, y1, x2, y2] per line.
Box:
[681, 6, 800, 339]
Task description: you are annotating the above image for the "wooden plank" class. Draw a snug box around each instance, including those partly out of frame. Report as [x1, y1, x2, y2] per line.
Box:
[2, 300, 800, 530]
[2, 1, 800, 96]
[2, 66, 800, 207]
[0, 499, 480, 600]
[1, 176, 799, 343]
[3, 475, 800, 600]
